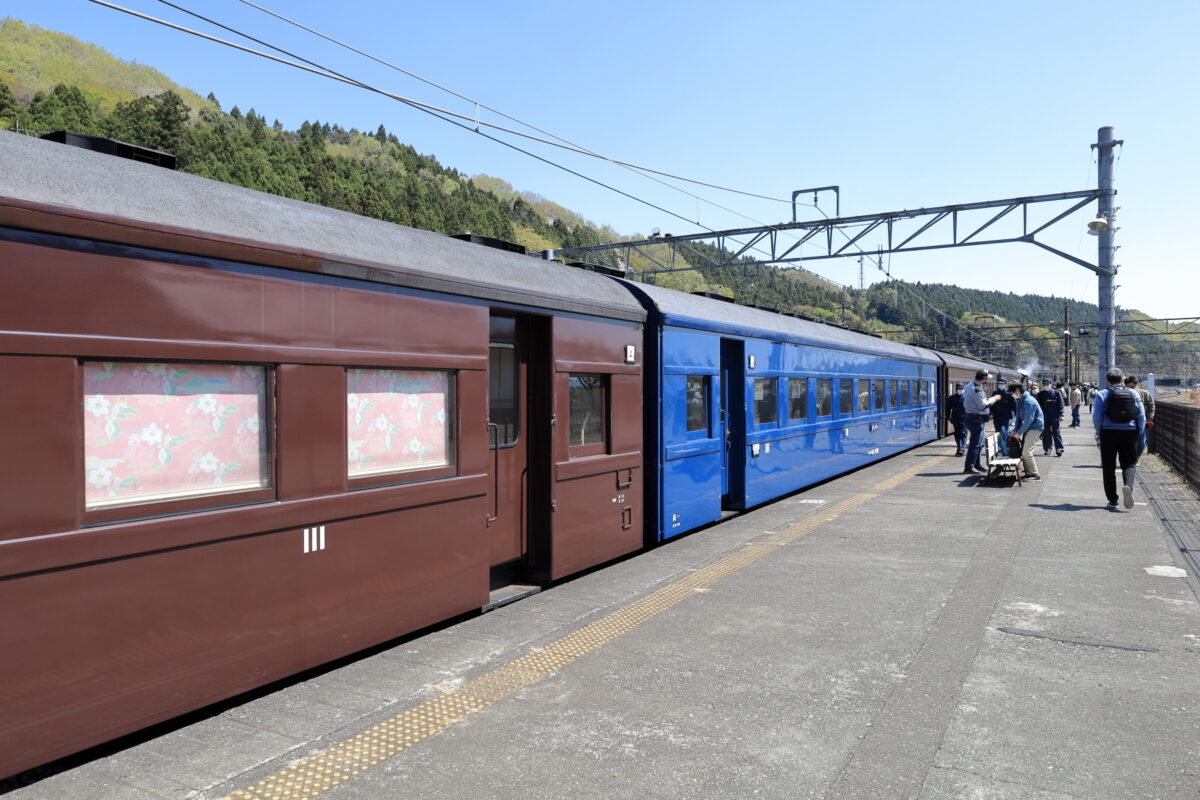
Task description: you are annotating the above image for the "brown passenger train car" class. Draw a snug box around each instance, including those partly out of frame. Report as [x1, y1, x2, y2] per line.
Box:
[0, 131, 645, 778]
[935, 351, 1012, 438]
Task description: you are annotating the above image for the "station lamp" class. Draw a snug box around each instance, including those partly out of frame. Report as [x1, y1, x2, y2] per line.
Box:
[1086, 214, 1108, 235]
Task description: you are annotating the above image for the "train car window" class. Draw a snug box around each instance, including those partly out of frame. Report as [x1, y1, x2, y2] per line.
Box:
[888, 379, 899, 408]
[788, 378, 808, 421]
[839, 379, 854, 415]
[568, 374, 607, 448]
[907, 380, 916, 406]
[753, 378, 777, 425]
[347, 368, 455, 478]
[857, 381, 869, 412]
[83, 361, 271, 511]
[686, 375, 709, 434]
[488, 344, 519, 447]
[816, 379, 833, 417]
[918, 381, 929, 405]
[873, 380, 885, 411]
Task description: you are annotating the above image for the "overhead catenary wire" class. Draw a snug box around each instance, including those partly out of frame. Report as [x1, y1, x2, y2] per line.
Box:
[151, 0, 821, 246]
[100, 0, 853, 294]
[88, 0, 711, 232]
[96, 1, 969, 338]
[232, 0, 798, 206]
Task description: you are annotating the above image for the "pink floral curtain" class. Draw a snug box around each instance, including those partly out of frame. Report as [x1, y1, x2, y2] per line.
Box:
[347, 369, 453, 478]
[83, 362, 270, 510]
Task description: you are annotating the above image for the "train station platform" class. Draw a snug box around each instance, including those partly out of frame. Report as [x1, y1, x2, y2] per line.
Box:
[6, 424, 1200, 800]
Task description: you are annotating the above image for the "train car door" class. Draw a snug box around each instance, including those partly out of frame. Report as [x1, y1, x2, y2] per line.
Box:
[488, 315, 529, 570]
[720, 338, 746, 508]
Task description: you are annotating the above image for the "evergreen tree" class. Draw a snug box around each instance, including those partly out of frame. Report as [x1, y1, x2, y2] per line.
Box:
[0, 80, 17, 118]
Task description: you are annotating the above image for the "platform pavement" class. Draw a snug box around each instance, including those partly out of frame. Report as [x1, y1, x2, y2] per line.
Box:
[5, 423, 1199, 800]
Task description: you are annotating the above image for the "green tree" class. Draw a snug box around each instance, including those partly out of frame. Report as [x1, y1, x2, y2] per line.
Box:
[27, 83, 101, 132]
[0, 80, 16, 118]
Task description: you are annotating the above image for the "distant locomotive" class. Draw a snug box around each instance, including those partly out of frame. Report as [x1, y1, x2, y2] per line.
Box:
[0, 130, 1009, 779]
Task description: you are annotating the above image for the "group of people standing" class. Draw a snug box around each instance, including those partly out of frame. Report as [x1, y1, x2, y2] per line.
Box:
[947, 369, 1155, 509]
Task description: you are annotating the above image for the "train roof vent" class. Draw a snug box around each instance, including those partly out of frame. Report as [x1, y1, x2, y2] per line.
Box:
[690, 291, 736, 303]
[451, 232, 526, 254]
[564, 260, 626, 278]
[40, 131, 177, 169]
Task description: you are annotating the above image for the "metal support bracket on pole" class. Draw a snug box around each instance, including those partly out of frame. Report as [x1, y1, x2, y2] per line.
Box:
[554, 128, 1122, 382]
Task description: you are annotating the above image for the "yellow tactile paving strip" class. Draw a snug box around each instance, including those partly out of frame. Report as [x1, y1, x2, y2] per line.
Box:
[225, 453, 950, 800]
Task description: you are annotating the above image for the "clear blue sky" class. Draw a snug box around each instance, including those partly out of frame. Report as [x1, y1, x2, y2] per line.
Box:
[11, 0, 1200, 322]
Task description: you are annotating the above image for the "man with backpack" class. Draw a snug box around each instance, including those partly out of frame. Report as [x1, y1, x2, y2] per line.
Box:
[1093, 368, 1146, 511]
[1037, 381, 1065, 456]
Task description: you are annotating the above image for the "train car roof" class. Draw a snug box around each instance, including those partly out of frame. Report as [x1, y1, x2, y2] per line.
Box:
[621, 280, 942, 364]
[938, 351, 1017, 381]
[0, 131, 645, 323]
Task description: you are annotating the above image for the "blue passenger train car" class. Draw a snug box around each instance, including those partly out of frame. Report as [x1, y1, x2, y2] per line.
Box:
[622, 282, 944, 543]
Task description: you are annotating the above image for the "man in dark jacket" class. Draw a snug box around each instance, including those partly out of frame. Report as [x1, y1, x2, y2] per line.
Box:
[991, 382, 1017, 456]
[1094, 368, 1146, 510]
[947, 383, 967, 456]
[1037, 382, 1065, 456]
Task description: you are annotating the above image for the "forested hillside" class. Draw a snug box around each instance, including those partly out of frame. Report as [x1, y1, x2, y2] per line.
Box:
[3, 18, 1195, 379]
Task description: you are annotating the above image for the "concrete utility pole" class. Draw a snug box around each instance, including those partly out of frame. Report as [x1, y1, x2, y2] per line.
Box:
[1096, 125, 1119, 383]
[1063, 301, 1071, 383]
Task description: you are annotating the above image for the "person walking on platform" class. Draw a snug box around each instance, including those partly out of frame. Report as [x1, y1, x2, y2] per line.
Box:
[1008, 382, 1043, 481]
[991, 381, 1017, 456]
[962, 369, 998, 475]
[1094, 368, 1146, 511]
[1037, 381, 1065, 456]
[1068, 382, 1083, 427]
[1124, 375, 1155, 455]
[948, 383, 967, 456]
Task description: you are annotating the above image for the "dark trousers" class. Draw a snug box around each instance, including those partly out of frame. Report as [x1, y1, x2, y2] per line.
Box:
[1041, 416, 1063, 453]
[1099, 429, 1139, 504]
[1146, 423, 1156, 454]
[964, 415, 987, 470]
[951, 422, 967, 453]
[1071, 404, 1081, 427]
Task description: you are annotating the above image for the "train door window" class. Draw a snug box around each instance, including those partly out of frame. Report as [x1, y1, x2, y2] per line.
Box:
[929, 381, 937, 404]
[838, 379, 854, 416]
[489, 344, 519, 447]
[788, 378, 809, 421]
[347, 368, 455, 483]
[568, 374, 607, 455]
[857, 380, 869, 413]
[83, 360, 272, 516]
[816, 378, 833, 417]
[753, 378, 777, 425]
[686, 375, 710, 436]
[888, 379, 899, 409]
